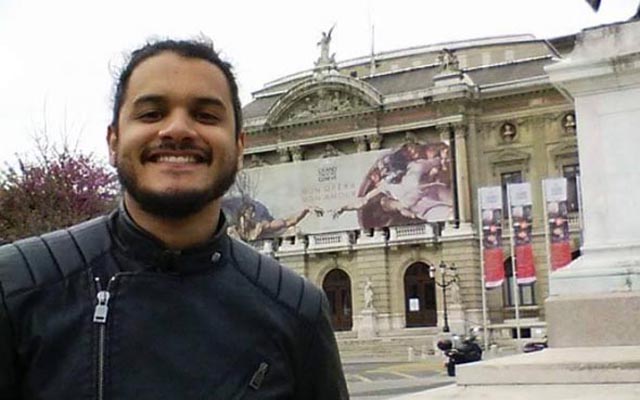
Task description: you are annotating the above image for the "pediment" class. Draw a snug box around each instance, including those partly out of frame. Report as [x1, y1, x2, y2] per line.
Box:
[265, 75, 382, 126]
[489, 148, 531, 175]
[490, 148, 530, 164]
[549, 142, 578, 162]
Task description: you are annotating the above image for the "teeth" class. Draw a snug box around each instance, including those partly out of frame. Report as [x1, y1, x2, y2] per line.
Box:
[156, 155, 198, 163]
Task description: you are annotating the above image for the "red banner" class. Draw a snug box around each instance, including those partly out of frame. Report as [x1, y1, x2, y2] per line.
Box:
[484, 247, 505, 288]
[544, 178, 572, 271]
[548, 200, 572, 271]
[479, 187, 505, 288]
[550, 242, 572, 270]
[509, 183, 537, 285]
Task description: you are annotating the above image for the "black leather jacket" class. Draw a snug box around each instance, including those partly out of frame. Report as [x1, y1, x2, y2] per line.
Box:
[0, 207, 349, 399]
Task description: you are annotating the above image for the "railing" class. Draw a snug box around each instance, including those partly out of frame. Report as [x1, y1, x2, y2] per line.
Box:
[307, 232, 353, 252]
[394, 224, 428, 238]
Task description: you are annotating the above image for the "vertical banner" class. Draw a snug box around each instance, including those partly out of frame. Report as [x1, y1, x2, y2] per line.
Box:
[544, 178, 572, 271]
[508, 183, 536, 284]
[479, 186, 505, 288]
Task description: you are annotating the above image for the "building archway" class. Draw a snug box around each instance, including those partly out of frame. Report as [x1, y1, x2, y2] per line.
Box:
[404, 262, 437, 328]
[322, 269, 353, 331]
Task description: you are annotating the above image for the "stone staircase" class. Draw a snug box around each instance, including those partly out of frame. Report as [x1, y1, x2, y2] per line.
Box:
[335, 327, 443, 363]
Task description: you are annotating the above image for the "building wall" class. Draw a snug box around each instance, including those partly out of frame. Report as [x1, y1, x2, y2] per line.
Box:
[239, 37, 580, 341]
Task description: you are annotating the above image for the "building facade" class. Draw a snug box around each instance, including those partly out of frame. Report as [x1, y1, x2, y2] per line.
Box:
[233, 33, 581, 344]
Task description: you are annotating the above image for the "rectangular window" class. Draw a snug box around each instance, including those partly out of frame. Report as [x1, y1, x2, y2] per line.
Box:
[503, 278, 536, 306]
[501, 171, 523, 215]
[562, 164, 580, 212]
[511, 328, 532, 339]
[503, 259, 536, 306]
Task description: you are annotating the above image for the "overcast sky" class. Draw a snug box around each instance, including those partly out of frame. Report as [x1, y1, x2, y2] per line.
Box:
[0, 0, 637, 165]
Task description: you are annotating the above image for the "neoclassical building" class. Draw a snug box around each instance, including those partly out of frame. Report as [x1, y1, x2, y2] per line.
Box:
[232, 32, 581, 347]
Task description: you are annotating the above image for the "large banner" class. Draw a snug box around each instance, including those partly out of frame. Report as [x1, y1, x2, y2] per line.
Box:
[507, 183, 536, 285]
[479, 186, 505, 288]
[543, 178, 572, 271]
[223, 142, 454, 241]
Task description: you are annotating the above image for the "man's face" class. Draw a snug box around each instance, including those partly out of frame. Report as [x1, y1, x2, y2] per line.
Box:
[108, 52, 244, 219]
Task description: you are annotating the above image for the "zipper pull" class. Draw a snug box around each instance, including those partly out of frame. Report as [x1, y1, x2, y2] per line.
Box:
[249, 362, 269, 390]
[93, 291, 111, 324]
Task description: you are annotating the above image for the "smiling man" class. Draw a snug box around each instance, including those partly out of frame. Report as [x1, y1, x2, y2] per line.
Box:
[0, 39, 349, 399]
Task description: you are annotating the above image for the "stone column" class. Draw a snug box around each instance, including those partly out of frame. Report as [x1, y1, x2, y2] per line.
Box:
[355, 247, 391, 333]
[279, 254, 308, 278]
[453, 123, 472, 224]
[545, 20, 640, 347]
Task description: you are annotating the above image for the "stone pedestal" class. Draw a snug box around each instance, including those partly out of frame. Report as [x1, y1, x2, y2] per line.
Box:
[357, 308, 378, 339]
[545, 19, 640, 348]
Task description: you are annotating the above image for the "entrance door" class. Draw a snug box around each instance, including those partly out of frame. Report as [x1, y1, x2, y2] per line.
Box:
[404, 262, 437, 327]
[322, 269, 353, 331]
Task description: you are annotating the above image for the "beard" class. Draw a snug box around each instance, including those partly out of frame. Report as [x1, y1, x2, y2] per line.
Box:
[115, 151, 238, 220]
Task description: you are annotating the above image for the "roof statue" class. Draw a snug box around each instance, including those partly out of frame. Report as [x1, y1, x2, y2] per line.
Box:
[585, 0, 640, 19]
[316, 24, 337, 68]
[436, 48, 460, 73]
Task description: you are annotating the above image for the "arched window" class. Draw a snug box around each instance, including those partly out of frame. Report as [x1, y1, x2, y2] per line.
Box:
[404, 262, 437, 327]
[322, 269, 353, 331]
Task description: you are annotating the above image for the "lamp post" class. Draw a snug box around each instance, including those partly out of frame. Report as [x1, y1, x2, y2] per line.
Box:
[431, 261, 457, 333]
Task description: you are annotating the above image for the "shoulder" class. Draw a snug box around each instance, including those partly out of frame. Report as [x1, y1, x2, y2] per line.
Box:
[228, 238, 324, 324]
[0, 216, 112, 297]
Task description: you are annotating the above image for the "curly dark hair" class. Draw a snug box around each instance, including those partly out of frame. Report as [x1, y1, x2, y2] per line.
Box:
[110, 38, 242, 138]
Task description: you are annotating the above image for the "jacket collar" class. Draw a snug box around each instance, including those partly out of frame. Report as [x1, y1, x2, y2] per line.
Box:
[110, 201, 230, 274]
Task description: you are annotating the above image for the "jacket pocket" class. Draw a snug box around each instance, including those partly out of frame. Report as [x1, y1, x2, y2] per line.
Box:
[230, 360, 271, 400]
[209, 352, 273, 400]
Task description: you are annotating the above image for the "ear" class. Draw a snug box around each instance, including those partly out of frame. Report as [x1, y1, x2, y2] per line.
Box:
[107, 125, 118, 167]
[236, 131, 246, 170]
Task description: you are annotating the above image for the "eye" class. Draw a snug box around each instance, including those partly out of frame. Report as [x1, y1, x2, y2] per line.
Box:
[137, 110, 163, 122]
[195, 111, 220, 124]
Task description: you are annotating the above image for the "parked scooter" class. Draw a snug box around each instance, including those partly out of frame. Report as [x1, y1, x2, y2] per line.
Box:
[436, 330, 483, 377]
[523, 336, 548, 353]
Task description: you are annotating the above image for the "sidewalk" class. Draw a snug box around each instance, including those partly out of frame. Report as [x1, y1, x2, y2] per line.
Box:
[391, 346, 640, 400]
[392, 383, 640, 400]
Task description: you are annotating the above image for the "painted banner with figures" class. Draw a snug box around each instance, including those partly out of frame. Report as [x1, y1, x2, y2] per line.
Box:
[223, 142, 454, 241]
[479, 186, 505, 288]
[543, 178, 572, 271]
[507, 183, 537, 285]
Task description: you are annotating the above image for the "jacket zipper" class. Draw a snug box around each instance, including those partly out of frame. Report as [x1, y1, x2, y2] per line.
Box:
[248, 361, 269, 390]
[93, 277, 113, 400]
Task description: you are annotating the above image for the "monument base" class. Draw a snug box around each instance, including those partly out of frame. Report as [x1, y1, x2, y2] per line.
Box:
[546, 291, 640, 347]
[398, 347, 640, 399]
[357, 308, 378, 339]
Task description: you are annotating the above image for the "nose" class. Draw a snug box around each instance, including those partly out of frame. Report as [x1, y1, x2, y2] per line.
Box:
[158, 110, 197, 141]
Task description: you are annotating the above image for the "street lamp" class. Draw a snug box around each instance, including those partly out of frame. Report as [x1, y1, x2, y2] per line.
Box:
[430, 261, 457, 333]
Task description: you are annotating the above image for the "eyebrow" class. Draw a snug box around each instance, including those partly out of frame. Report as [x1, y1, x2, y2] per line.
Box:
[193, 97, 226, 109]
[131, 95, 227, 110]
[131, 94, 165, 107]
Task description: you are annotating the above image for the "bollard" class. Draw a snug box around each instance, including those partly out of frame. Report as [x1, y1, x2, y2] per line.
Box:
[407, 346, 415, 362]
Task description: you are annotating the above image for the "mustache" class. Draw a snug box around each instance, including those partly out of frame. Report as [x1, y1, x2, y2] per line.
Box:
[141, 141, 213, 163]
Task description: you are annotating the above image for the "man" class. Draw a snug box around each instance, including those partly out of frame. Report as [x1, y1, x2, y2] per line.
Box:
[0, 39, 348, 399]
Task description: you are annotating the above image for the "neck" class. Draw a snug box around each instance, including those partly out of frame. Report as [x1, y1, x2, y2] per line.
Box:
[123, 193, 222, 250]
